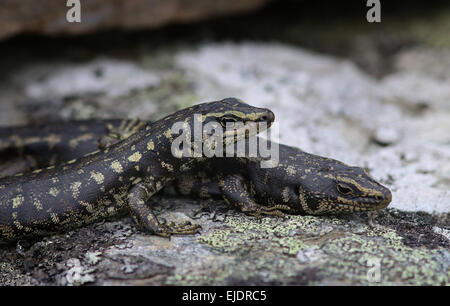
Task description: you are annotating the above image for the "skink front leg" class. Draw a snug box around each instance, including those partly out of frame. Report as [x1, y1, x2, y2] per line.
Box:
[219, 174, 291, 218]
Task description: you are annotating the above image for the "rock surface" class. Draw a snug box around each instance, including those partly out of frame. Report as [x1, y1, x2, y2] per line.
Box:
[0, 0, 270, 40]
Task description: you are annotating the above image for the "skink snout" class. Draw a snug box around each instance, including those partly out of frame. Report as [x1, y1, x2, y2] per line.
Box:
[266, 110, 275, 123]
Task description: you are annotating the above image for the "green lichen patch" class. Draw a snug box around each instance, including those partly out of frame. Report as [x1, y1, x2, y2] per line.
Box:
[320, 231, 449, 285]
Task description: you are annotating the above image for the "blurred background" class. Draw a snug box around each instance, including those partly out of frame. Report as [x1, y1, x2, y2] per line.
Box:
[0, 0, 449, 286]
[0, 0, 449, 215]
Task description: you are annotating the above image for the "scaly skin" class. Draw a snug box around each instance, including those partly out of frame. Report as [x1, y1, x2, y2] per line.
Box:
[0, 118, 392, 219]
[0, 118, 124, 177]
[0, 98, 274, 242]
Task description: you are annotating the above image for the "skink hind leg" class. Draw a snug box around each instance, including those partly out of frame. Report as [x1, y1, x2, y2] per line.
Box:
[219, 174, 291, 218]
[127, 183, 201, 238]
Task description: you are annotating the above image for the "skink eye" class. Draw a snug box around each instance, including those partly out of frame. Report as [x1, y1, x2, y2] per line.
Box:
[220, 117, 237, 126]
[337, 184, 353, 195]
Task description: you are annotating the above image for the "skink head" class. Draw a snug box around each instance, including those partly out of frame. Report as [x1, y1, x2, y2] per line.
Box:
[260, 149, 392, 215]
[294, 158, 392, 214]
[151, 97, 274, 157]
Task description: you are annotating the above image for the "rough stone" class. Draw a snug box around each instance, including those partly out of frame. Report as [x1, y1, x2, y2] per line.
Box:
[0, 0, 270, 40]
[0, 6, 449, 285]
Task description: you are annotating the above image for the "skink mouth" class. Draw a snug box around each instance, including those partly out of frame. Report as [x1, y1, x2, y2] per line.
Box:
[333, 202, 385, 212]
[222, 121, 267, 145]
[331, 193, 392, 212]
